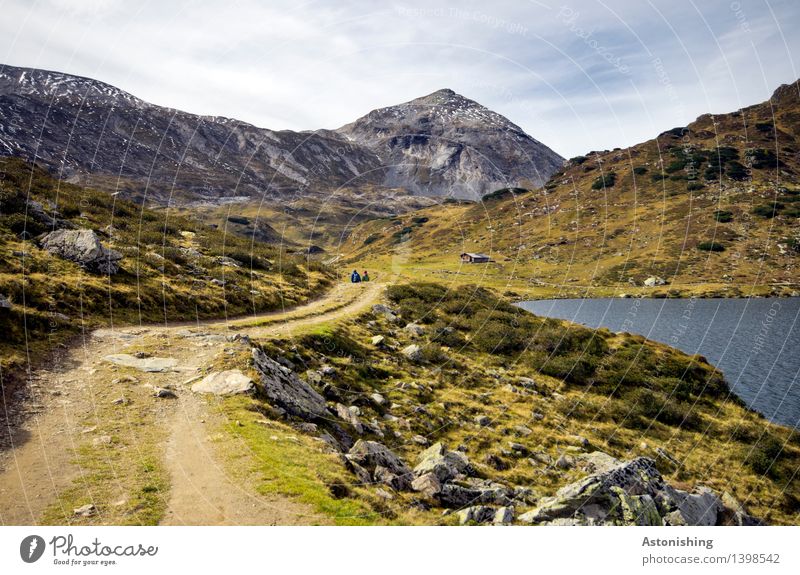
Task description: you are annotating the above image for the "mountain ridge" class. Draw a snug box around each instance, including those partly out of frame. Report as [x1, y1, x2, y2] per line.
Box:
[0, 64, 563, 203]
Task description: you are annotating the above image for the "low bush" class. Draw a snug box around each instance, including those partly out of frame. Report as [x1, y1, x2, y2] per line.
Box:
[697, 241, 725, 252]
[752, 203, 784, 218]
[591, 172, 617, 190]
[713, 210, 733, 223]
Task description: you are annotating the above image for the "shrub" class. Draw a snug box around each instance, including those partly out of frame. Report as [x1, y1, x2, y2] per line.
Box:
[411, 216, 429, 225]
[687, 181, 704, 191]
[714, 146, 740, 162]
[470, 321, 526, 354]
[591, 172, 617, 190]
[752, 203, 784, 218]
[363, 233, 380, 245]
[697, 241, 725, 252]
[569, 155, 588, 165]
[628, 388, 700, 429]
[665, 159, 687, 173]
[746, 148, 781, 170]
[632, 166, 648, 175]
[651, 173, 667, 182]
[481, 188, 526, 202]
[726, 161, 749, 180]
[713, 210, 733, 223]
[755, 122, 774, 133]
[534, 352, 598, 385]
[430, 322, 466, 348]
[744, 435, 783, 476]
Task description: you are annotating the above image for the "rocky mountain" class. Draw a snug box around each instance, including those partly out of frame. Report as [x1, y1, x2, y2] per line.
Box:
[337, 89, 564, 198]
[0, 65, 387, 204]
[0, 65, 563, 204]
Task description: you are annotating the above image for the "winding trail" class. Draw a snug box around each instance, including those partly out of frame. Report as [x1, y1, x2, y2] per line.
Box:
[0, 281, 383, 525]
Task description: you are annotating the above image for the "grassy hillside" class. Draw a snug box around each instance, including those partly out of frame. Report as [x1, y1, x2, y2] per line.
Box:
[342, 81, 800, 298]
[0, 157, 333, 385]
[222, 282, 799, 525]
[178, 184, 434, 255]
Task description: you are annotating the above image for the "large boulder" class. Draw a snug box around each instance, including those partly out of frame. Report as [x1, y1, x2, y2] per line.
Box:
[39, 229, 122, 274]
[192, 370, 254, 396]
[251, 349, 329, 421]
[346, 440, 412, 490]
[518, 454, 760, 526]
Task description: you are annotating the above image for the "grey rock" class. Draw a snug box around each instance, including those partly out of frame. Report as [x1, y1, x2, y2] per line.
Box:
[371, 335, 385, 346]
[494, 506, 515, 525]
[336, 403, 364, 434]
[514, 425, 533, 437]
[154, 387, 177, 398]
[401, 344, 423, 362]
[475, 415, 491, 427]
[519, 455, 746, 526]
[411, 472, 442, 497]
[191, 370, 254, 396]
[103, 354, 178, 372]
[555, 454, 575, 469]
[457, 505, 497, 525]
[414, 442, 473, 483]
[660, 486, 721, 527]
[719, 491, 763, 526]
[404, 323, 425, 337]
[252, 348, 328, 421]
[346, 440, 412, 490]
[0, 294, 11, 309]
[40, 229, 122, 274]
[73, 503, 97, 517]
[411, 434, 429, 446]
[643, 276, 666, 287]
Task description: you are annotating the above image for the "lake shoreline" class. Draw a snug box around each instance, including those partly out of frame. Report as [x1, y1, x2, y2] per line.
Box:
[517, 296, 800, 430]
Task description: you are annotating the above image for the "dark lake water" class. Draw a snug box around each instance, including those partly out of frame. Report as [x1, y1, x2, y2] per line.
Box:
[517, 298, 800, 429]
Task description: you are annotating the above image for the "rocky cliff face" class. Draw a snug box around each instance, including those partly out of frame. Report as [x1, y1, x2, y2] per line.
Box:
[0, 65, 562, 203]
[336, 89, 564, 198]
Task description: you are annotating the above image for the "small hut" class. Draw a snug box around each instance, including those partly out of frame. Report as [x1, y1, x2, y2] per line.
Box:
[460, 252, 491, 263]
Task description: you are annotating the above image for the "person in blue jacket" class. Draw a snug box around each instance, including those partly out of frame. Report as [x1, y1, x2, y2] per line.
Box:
[350, 269, 361, 283]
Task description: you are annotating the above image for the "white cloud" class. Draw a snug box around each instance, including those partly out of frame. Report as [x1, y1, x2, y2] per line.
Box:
[0, 0, 798, 157]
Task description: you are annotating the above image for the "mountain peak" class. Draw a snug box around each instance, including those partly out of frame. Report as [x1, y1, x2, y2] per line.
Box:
[336, 87, 564, 199]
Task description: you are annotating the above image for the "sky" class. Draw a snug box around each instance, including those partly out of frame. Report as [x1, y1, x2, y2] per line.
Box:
[0, 0, 798, 158]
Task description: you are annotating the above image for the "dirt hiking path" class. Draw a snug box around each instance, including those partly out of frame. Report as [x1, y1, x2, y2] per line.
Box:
[0, 282, 383, 525]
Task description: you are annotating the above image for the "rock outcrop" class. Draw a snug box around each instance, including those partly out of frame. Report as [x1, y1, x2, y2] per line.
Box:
[518, 453, 762, 526]
[251, 348, 329, 421]
[39, 229, 122, 274]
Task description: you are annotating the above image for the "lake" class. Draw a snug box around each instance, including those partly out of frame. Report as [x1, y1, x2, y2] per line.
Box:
[517, 297, 800, 429]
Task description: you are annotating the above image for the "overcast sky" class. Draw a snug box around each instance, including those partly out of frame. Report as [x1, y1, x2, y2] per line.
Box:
[1, 0, 798, 157]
